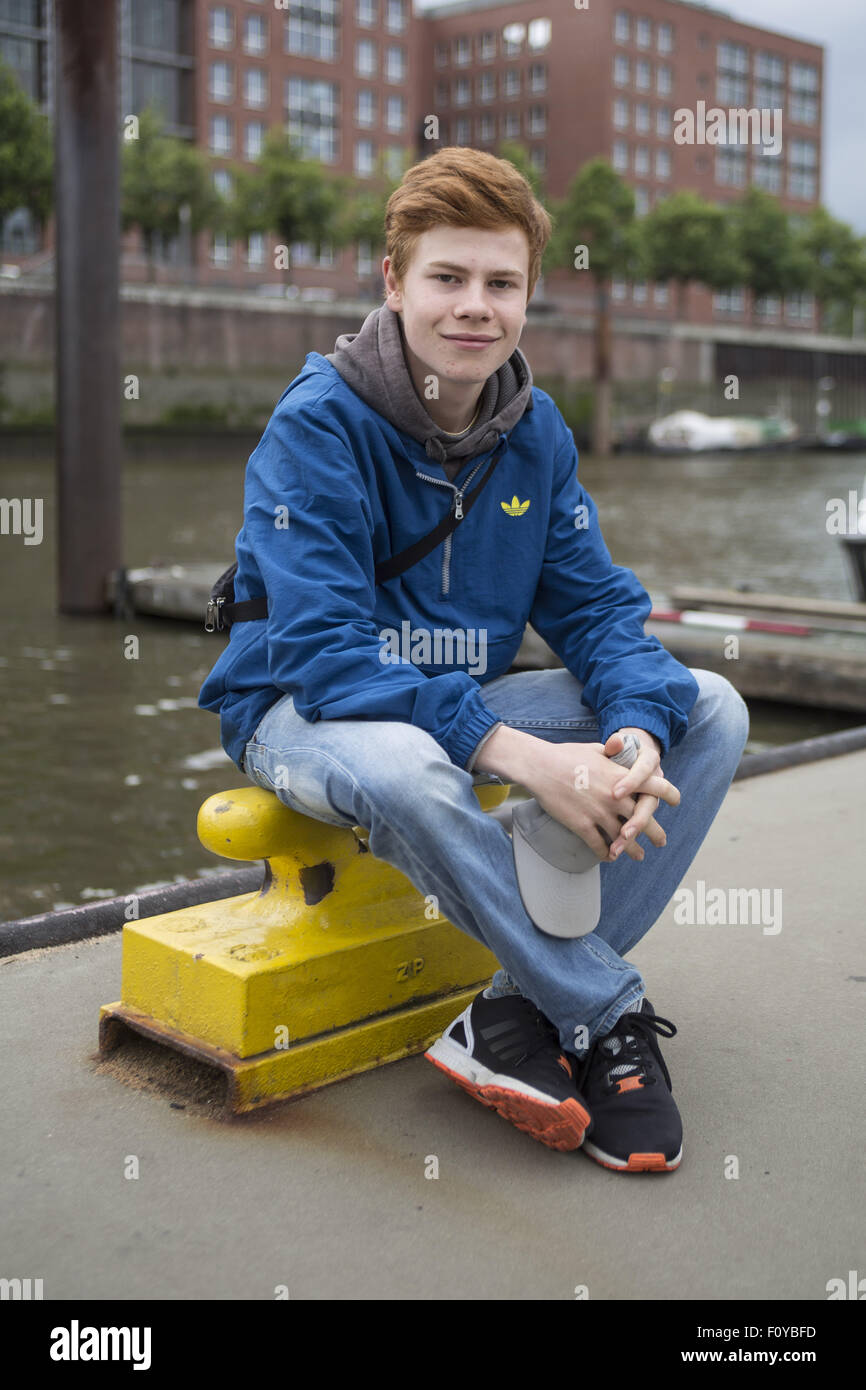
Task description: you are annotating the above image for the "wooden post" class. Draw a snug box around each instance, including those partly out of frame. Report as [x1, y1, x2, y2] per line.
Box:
[54, 0, 122, 613]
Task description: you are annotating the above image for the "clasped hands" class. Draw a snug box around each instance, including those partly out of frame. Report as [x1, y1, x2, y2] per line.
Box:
[597, 726, 680, 864]
[528, 725, 681, 865]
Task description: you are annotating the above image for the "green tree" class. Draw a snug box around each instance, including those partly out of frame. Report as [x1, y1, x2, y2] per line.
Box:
[641, 190, 744, 320]
[229, 126, 353, 285]
[121, 106, 223, 281]
[336, 149, 411, 297]
[794, 206, 866, 334]
[728, 188, 812, 325]
[0, 59, 53, 233]
[545, 158, 644, 456]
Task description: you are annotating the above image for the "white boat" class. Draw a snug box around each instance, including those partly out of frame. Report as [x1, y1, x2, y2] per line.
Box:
[648, 410, 799, 452]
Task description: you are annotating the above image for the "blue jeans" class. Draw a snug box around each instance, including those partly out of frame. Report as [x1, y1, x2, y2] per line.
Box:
[242, 667, 749, 1058]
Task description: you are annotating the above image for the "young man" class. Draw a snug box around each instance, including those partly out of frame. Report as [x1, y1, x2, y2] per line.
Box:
[199, 147, 749, 1173]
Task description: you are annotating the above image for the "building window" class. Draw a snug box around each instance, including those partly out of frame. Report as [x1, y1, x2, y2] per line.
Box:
[209, 61, 234, 103]
[528, 105, 547, 136]
[614, 12, 629, 44]
[434, 40, 448, 68]
[244, 69, 268, 108]
[656, 64, 671, 95]
[244, 121, 265, 159]
[788, 138, 817, 199]
[755, 51, 784, 83]
[243, 14, 268, 54]
[655, 148, 671, 179]
[454, 35, 471, 66]
[356, 0, 377, 28]
[635, 101, 650, 133]
[478, 71, 496, 102]
[613, 140, 629, 172]
[613, 98, 629, 129]
[503, 68, 520, 98]
[656, 105, 672, 136]
[614, 55, 629, 87]
[357, 239, 374, 276]
[502, 22, 525, 56]
[529, 145, 546, 173]
[528, 18, 551, 49]
[385, 94, 405, 130]
[478, 114, 496, 142]
[752, 159, 782, 193]
[790, 92, 818, 124]
[356, 88, 375, 126]
[634, 145, 650, 175]
[612, 278, 628, 301]
[718, 40, 749, 74]
[633, 280, 648, 303]
[385, 45, 405, 83]
[717, 72, 748, 104]
[755, 295, 780, 318]
[455, 117, 470, 144]
[285, 77, 339, 163]
[785, 291, 814, 322]
[292, 242, 335, 268]
[529, 63, 547, 94]
[211, 233, 232, 267]
[653, 282, 668, 304]
[355, 39, 376, 76]
[502, 110, 520, 139]
[355, 139, 375, 176]
[634, 187, 650, 215]
[385, 0, 406, 33]
[657, 23, 673, 55]
[635, 60, 651, 91]
[434, 79, 448, 106]
[479, 31, 496, 62]
[453, 77, 470, 106]
[213, 167, 233, 199]
[636, 19, 651, 49]
[716, 148, 748, 186]
[209, 7, 234, 49]
[247, 232, 266, 267]
[714, 287, 745, 315]
[790, 61, 819, 93]
[209, 114, 233, 153]
[285, 1, 339, 63]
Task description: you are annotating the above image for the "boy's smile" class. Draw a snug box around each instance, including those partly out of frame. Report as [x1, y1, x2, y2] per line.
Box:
[383, 225, 531, 435]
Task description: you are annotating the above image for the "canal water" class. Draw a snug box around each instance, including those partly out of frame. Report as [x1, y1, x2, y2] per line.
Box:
[1, 439, 864, 921]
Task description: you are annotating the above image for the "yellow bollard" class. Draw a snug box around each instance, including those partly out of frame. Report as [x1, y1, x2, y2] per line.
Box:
[99, 782, 509, 1112]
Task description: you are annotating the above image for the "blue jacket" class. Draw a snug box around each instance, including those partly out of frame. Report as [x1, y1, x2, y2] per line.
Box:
[198, 352, 699, 768]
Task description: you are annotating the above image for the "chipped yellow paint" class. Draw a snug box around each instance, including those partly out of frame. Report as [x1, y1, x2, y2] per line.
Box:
[102, 782, 511, 1106]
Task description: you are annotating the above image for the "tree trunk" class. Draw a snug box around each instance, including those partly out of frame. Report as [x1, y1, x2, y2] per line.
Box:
[592, 279, 613, 458]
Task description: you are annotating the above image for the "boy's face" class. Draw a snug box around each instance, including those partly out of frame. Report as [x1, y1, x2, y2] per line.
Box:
[383, 225, 530, 398]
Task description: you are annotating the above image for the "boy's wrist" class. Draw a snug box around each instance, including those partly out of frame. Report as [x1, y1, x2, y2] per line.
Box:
[472, 724, 540, 782]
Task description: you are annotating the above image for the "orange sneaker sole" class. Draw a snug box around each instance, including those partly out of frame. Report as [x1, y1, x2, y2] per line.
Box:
[426, 1054, 591, 1152]
[583, 1147, 681, 1172]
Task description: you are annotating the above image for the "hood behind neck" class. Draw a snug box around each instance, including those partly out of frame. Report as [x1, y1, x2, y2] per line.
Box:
[324, 302, 533, 465]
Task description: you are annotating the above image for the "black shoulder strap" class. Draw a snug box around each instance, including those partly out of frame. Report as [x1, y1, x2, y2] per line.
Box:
[207, 439, 507, 630]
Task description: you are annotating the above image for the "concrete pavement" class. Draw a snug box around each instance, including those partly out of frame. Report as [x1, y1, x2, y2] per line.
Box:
[0, 751, 863, 1300]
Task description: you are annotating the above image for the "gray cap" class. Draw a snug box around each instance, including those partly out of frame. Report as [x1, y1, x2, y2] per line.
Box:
[511, 735, 641, 938]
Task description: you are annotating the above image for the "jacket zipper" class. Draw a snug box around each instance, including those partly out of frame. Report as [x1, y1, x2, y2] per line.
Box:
[413, 460, 488, 597]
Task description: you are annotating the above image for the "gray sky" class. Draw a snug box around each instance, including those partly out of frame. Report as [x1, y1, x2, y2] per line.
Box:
[415, 0, 866, 232]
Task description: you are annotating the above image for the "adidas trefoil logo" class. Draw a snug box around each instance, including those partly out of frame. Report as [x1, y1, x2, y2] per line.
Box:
[501, 495, 531, 516]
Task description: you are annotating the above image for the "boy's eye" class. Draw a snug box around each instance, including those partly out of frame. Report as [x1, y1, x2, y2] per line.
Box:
[435, 274, 514, 289]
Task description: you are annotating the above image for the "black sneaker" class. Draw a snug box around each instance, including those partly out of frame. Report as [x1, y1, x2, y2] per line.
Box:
[576, 999, 682, 1172]
[425, 990, 591, 1151]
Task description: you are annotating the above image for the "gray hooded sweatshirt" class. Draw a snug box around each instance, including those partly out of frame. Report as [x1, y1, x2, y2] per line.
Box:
[324, 301, 535, 481]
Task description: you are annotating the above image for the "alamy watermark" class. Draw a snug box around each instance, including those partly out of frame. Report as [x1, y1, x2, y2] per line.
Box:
[378, 620, 488, 675]
[674, 101, 783, 157]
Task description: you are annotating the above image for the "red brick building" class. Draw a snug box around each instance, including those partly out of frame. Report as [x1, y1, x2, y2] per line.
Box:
[0, 0, 823, 328]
